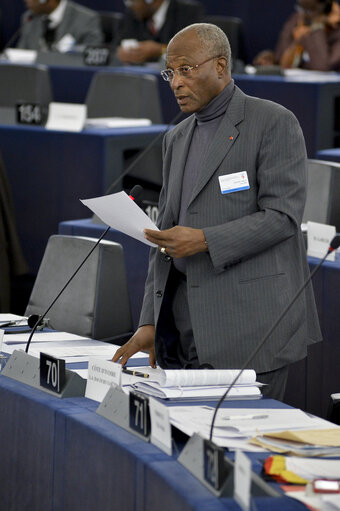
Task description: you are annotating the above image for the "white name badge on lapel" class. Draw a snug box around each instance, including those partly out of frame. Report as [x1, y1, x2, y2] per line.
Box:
[219, 171, 250, 194]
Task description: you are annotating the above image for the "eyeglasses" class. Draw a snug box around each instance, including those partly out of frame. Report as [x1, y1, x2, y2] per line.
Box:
[160, 56, 222, 82]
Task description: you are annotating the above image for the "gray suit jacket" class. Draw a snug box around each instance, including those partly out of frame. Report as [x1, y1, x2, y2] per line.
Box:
[139, 85, 322, 372]
[17, 1, 103, 50]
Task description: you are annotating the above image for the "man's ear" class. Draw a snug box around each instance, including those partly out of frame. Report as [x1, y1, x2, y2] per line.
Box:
[216, 56, 228, 77]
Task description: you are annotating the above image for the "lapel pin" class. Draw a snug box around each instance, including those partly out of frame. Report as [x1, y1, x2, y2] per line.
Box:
[229, 136, 234, 141]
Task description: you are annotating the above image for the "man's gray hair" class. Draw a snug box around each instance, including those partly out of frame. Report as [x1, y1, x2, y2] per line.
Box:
[168, 23, 231, 69]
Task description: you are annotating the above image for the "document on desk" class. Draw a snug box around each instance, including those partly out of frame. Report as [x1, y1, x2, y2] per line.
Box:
[251, 427, 340, 456]
[1, 330, 147, 363]
[85, 117, 152, 128]
[81, 191, 159, 247]
[168, 407, 337, 450]
[125, 367, 262, 400]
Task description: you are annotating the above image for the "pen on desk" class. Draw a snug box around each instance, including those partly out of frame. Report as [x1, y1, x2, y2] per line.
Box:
[0, 321, 22, 328]
[122, 368, 150, 378]
[223, 414, 269, 421]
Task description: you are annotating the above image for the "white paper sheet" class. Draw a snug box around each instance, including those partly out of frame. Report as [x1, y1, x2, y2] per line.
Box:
[286, 457, 340, 481]
[85, 117, 152, 128]
[168, 407, 336, 449]
[46, 102, 87, 132]
[80, 191, 159, 247]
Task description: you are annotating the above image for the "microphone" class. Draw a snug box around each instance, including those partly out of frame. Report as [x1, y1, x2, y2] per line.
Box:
[1, 13, 35, 55]
[209, 234, 340, 441]
[25, 184, 144, 354]
[128, 183, 143, 207]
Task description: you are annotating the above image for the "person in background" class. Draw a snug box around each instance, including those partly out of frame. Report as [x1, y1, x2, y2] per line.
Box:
[253, 0, 340, 71]
[112, 23, 322, 400]
[114, 0, 205, 64]
[0, 153, 28, 312]
[17, 0, 103, 52]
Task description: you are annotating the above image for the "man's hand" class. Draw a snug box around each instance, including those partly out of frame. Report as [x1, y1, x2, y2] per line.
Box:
[112, 325, 156, 367]
[117, 41, 163, 64]
[253, 50, 275, 66]
[144, 226, 208, 258]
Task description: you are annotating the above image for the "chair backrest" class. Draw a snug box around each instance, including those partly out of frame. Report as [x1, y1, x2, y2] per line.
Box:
[303, 159, 340, 230]
[203, 15, 245, 68]
[85, 71, 163, 123]
[99, 11, 123, 44]
[25, 235, 133, 343]
[0, 63, 53, 124]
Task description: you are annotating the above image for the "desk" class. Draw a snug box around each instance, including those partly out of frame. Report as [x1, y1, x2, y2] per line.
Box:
[0, 372, 307, 511]
[32, 63, 340, 155]
[48, 63, 181, 126]
[233, 74, 340, 158]
[316, 147, 340, 163]
[59, 218, 340, 419]
[0, 123, 166, 273]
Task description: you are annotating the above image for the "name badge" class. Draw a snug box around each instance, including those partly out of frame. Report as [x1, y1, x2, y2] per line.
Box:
[219, 171, 250, 194]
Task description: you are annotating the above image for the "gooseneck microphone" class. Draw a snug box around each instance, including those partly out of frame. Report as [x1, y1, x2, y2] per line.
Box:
[25, 184, 144, 354]
[1, 13, 35, 55]
[209, 234, 340, 441]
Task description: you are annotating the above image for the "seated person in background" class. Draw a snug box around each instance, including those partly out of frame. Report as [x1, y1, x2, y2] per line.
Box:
[0, 153, 28, 312]
[17, 0, 103, 52]
[253, 0, 340, 71]
[114, 0, 205, 64]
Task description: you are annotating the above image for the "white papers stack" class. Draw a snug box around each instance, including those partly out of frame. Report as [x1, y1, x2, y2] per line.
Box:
[283, 457, 340, 482]
[4, 48, 37, 64]
[168, 406, 337, 451]
[126, 367, 262, 401]
[85, 117, 152, 128]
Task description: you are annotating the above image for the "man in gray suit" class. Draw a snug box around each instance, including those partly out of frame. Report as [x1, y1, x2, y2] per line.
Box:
[17, 0, 103, 51]
[113, 23, 322, 400]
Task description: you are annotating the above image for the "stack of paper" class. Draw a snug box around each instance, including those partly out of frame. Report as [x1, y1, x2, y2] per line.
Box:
[126, 367, 262, 401]
[251, 428, 340, 457]
[168, 406, 339, 451]
[85, 117, 152, 128]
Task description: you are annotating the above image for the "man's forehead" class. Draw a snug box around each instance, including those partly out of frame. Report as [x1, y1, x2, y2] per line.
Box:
[166, 32, 206, 67]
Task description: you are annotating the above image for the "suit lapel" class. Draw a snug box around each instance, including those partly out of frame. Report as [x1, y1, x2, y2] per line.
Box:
[165, 116, 196, 223]
[188, 86, 246, 207]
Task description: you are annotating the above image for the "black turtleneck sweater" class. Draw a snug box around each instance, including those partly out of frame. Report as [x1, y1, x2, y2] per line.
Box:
[174, 79, 235, 274]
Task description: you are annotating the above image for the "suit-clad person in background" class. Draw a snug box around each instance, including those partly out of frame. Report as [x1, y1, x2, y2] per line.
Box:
[254, 0, 340, 71]
[17, 0, 103, 52]
[112, 23, 322, 400]
[114, 0, 205, 64]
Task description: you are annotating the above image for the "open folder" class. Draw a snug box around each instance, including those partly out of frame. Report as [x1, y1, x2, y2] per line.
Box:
[126, 367, 262, 401]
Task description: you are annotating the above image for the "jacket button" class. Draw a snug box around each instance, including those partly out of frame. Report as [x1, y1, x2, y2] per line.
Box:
[156, 290, 163, 297]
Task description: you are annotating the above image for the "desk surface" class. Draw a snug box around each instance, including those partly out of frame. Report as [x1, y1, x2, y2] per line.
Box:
[0, 371, 308, 511]
[316, 148, 340, 163]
